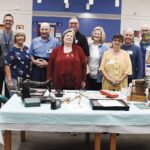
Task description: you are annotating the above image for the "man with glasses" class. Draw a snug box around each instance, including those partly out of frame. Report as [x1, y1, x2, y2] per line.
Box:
[0, 14, 14, 96]
[140, 24, 150, 77]
[69, 16, 89, 58]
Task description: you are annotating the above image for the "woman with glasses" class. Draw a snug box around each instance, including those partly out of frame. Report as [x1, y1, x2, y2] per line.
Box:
[47, 29, 86, 90]
[99, 34, 132, 90]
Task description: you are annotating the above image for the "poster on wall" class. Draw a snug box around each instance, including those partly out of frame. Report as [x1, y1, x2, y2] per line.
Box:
[0, 24, 4, 31]
[32, 21, 63, 38]
[134, 30, 141, 45]
[16, 25, 24, 30]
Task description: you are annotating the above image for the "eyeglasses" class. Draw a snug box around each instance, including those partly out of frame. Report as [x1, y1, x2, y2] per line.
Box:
[69, 22, 78, 25]
[141, 30, 149, 32]
[113, 39, 122, 42]
[4, 20, 13, 22]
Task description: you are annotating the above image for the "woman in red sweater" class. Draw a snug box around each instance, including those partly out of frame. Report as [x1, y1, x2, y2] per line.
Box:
[47, 29, 86, 90]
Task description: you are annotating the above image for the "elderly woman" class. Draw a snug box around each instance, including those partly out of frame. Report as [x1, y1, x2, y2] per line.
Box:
[87, 26, 109, 90]
[47, 29, 86, 90]
[99, 34, 132, 90]
[5, 30, 31, 91]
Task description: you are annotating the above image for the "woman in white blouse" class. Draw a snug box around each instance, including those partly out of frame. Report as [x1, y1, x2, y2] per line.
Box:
[87, 26, 109, 90]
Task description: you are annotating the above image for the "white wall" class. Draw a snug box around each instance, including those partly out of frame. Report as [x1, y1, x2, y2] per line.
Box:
[0, 0, 32, 47]
[1, 0, 150, 45]
[121, 0, 150, 33]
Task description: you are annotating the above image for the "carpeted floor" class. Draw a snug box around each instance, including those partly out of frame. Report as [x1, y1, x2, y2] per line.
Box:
[0, 131, 150, 150]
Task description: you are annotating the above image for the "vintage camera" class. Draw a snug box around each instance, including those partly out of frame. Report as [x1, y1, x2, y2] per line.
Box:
[54, 89, 64, 97]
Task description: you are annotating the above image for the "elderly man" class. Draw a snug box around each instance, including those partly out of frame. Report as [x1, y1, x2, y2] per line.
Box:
[121, 28, 143, 84]
[0, 14, 14, 96]
[140, 24, 150, 77]
[69, 16, 89, 58]
[30, 22, 60, 82]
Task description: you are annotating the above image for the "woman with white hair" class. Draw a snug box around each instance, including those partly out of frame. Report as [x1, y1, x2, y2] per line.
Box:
[87, 26, 109, 90]
[5, 30, 31, 92]
[47, 29, 86, 90]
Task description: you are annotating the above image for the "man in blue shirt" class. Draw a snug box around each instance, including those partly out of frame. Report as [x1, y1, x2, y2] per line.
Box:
[30, 22, 60, 82]
[121, 28, 143, 84]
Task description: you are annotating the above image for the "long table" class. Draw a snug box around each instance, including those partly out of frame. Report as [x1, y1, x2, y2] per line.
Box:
[0, 91, 150, 150]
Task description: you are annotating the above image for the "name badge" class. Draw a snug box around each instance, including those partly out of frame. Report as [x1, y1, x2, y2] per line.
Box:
[47, 48, 53, 53]
[75, 39, 78, 44]
[127, 50, 133, 55]
[107, 59, 114, 64]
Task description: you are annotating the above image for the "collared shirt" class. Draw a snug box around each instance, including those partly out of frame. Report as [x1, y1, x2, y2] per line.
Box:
[99, 49, 132, 90]
[30, 36, 60, 59]
[5, 45, 31, 79]
[121, 44, 143, 81]
[0, 30, 14, 68]
[88, 42, 109, 82]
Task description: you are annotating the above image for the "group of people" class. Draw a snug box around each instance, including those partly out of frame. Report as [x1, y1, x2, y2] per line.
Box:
[0, 13, 150, 98]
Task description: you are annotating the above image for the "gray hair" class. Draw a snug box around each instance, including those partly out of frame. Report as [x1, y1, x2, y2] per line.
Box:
[91, 26, 106, 44]
[123, 27, 134, 35]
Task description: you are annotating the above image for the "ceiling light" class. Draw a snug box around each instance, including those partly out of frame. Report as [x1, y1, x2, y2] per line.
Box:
[115, 0, 120, 7]
[65, 2, 69, 8]
[89, 0, 94, 5]
[86, 3, 90, 10]
[64, 0, 68, 3]
[37, 0, 42, 3]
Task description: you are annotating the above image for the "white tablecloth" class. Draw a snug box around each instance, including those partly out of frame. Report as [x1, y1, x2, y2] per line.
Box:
[0, 91, 150, 145]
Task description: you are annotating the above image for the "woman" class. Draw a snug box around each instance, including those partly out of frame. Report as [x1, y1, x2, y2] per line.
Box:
[87, 26, 109, 90]
[99, 34, 132, 90]
[5, 30, 31, 92]
[47, 29, 86, 90]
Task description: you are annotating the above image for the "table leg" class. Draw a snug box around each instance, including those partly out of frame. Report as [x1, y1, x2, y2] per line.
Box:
[85, 133, 90, 144]
[110, 133, 117, 150]
[20, 131, 26, 142]
[95, 133, 101, 150]
[4, 130, 11, 150]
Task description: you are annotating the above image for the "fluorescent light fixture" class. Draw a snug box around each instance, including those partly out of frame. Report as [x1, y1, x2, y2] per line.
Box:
[89, 0, 94, 5]
[37, 0, 42, 3]
[115, 0, 120, 7]
[64, 0, 68, 3]
[65, 2, 69, 8]
[86, 3, 90, 10]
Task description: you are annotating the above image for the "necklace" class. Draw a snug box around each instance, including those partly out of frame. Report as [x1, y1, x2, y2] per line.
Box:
[3, 30, 13, 49]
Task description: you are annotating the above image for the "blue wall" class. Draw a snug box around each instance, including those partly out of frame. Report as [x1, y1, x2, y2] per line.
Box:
[32, 0, 121, 42]
[33, 0, 121, 14]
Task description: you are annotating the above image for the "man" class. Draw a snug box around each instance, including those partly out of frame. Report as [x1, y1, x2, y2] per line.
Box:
[69, 16, 89, 57]
[121, 28, 143, 83]
[30, 22, 60, 82]
[0, 14, 14, 95]
[139, 24, 150, 77]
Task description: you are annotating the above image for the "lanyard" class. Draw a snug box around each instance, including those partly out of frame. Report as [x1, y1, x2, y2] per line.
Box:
[3, 30, 12, 49]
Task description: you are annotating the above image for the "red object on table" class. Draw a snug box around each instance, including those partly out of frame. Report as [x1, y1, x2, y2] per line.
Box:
[100, 90, 119, 98]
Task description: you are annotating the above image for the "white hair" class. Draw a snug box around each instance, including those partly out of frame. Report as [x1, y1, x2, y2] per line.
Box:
[40, 22, 50, 29]
[141, 24, 150, 31]
[123, 27, 134, 35]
